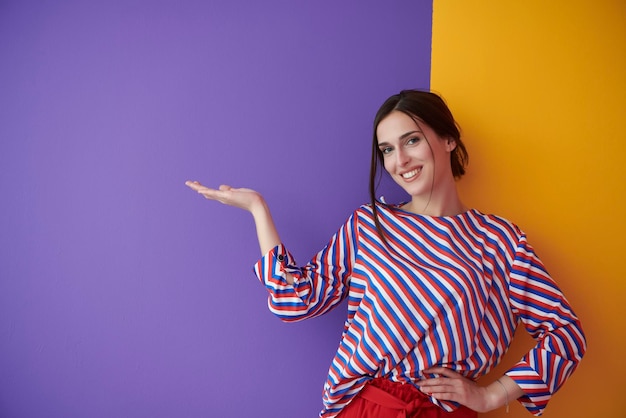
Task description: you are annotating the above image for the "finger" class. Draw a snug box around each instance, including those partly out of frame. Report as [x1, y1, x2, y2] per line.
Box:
[419, 382, 449, 391]
[420, 386, 460, 403]
[419, 378, 456, 391]
[218, 184, 232, 191]
[419, 378, 464, 395]
[419, 374, 464, 391]
[184, 181, 223, 198]
[185, 180, 205, 191]
[197, 188, 225, 201]
[423, 367, 460, 379]
[429, 391, 460, 402]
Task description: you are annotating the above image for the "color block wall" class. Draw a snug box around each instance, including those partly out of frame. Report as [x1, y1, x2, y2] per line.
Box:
[3, 1, 617, 416]
[432, 1, 625, 417]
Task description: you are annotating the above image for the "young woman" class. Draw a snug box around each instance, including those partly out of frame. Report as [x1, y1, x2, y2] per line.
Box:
[185, 90, 586, 418]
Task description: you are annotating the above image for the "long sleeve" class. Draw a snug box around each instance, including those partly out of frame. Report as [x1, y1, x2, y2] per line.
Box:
[506, 234, 587, 415]
[253, 212, 358, 322]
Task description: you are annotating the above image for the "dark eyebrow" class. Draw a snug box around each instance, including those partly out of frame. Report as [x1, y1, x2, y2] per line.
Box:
[399, 130, 420, 140]
[378, 130, 421, 147]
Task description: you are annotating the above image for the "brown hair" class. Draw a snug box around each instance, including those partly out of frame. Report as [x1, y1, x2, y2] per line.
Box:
[368, 90, 469, 242]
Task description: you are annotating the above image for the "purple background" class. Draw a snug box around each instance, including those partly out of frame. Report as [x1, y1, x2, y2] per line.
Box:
[0, 1, 432, 417]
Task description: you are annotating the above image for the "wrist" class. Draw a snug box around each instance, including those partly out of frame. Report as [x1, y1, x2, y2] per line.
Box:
[480, 382, 503, 412]
[494, 378, 510, 413]
[486, 375, 522, 413]
[249, 195, 269, 217]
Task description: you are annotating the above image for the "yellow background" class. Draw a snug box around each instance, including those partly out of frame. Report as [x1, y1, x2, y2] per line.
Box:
[431, 1, 626, 417]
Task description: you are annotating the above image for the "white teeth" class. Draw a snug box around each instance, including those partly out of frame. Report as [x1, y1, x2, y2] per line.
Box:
[401, 168, 421, 179]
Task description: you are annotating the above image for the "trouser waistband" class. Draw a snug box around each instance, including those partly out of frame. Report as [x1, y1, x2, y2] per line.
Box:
[358, 378, 477, 418]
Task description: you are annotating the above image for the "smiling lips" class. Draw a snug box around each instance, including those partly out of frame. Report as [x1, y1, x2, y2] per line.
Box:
[401, 167, 422, 180]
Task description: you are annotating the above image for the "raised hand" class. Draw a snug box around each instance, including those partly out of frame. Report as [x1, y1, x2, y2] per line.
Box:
[185, 181, 264, 213]
[185, 180, 283, 259]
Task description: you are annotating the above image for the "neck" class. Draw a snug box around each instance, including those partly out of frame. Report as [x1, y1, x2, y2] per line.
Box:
[403, 182, 466, 217]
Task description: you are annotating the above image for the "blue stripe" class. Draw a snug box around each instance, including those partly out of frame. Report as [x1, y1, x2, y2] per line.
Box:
[254, 204, 585, 417]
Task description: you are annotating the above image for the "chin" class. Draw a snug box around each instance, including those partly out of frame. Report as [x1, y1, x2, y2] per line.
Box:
[397, 184, 430, 198]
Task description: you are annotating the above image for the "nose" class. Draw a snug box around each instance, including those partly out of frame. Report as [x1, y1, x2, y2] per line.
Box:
[395, 148, 410, 167]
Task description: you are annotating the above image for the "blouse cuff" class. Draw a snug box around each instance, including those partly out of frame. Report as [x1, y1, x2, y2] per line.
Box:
[506, 364, 551, 416]
[253, 244, 301, 287]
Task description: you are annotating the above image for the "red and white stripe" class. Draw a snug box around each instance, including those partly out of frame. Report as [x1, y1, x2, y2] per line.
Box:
[253, 204, 586, 417]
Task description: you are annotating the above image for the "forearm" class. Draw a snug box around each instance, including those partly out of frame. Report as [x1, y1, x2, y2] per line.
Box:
[249, 199, 295, 285]
[250, 199, 280, 254]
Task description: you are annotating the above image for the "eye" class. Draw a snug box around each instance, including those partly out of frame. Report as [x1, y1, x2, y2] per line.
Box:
[406, 136, 421, 146]
[379, 146, 393, 155]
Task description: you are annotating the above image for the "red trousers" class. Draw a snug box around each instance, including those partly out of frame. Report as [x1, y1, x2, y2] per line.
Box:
[337, 378, 478, 418]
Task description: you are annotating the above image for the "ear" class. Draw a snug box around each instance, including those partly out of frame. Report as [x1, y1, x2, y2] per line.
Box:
[445, 137, 457, 152]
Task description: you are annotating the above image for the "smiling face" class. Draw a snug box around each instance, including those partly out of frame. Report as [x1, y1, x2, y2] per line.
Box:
[376, 110, 456, 202]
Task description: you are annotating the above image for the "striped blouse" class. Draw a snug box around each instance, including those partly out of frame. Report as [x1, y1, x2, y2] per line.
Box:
[253, 204, 586, 417]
